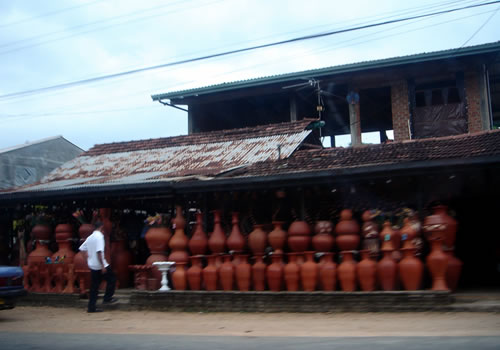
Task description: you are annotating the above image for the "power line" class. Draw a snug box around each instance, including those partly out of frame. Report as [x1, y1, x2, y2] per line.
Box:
[461, 4, 500, 47]
[1, 0, 499, 102]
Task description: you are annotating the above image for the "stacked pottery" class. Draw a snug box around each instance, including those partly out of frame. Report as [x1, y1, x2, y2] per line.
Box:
[203, 255, 218, 291]
[145, 224, 172, 283]
[398, 247, 423, 290]
[52, 223, 75, 263]
[319, 252, 336, 291]
[431, 205, 457, 250]
[74, 223, 94, 295]
[208, 210, 226, 254]
[287, 220, 312, 252]
[268, 221, 287, 253]
[227, 212, 246, 253]
[219, 255, 234, 291]
[168, 206, 189, 264]
[301, 251, 318, 291]
[361, 210, 380, 258]
[312, 221, 335, 253]
[337, 251, 357, 291]
[188, 212, 208, 255]
[377, 223, 397, 291]
[27, 224, 53, 264]
[111, 239, 133, 288]
[248, 224, 267, 256]
[187, 255, 203, 290]
[266, 253, 283, 292]
[172, 262, 187, 290]
[357, 250, 377, 291]
[235, 254, 252, 291]
[284, 253, 301, 291]
[335, 210, 360, 251]
[423, 207, 449, 291]
[252, 255, 267, 291]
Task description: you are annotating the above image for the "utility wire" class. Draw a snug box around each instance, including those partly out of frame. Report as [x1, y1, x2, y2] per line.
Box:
[460, 4, 500, 47]
[1, 0, 498, 101]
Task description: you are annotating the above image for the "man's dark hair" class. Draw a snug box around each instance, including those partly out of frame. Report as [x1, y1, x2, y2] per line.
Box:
[94, 221, 104, 229]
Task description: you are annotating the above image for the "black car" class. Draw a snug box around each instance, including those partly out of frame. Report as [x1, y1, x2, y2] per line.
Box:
[0, 266, 27, 310]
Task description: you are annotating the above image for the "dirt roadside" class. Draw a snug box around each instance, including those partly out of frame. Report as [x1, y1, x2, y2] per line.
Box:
[1, 307, 500, 337]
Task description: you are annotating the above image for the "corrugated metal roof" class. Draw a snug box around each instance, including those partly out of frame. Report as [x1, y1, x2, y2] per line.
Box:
[151, 41, 500, 101]
[6, 121, 313, 193]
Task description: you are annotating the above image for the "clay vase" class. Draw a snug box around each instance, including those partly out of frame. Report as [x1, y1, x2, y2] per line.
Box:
[52, 223, 75, 264]
[111, 240, 133, 288]
[357, 250, 377, 291]
[287, 220, 312, 252]
[379, 221, 395, 251]
[99, 208, 113, 263]
[227, 212, 246, 252]
[248, 224, 267, 255]
[208, 210, 226, 254]
[203, 255, 218, 291]
[188, 212, 208, 255]
[268, 221, 287, 253]
[312, 221, 335, 252]
[235, 254, 252, 291]
[398, 247, 423, 290]
[377, 248, 397, 291]
[284, 253, 301, 291]
[74, 224, 94, 295]
[361, 210, 380, 258]
[427, 205, 457, 249]
[335, 210, 360, 251]
[337, 251, 357, 291]
[266, 253, 283, 292]
[319, 252, 337, 291]
[145, 226, 172, 281]
[426, 239, 449, 291]
[27, 224, 53, 265]
[187, 255, 203, 291]
[252, 255, 267, 291]
[445, 249, 463, 291]
[219, 255, 234, 291]
[300, 251, 318, 291]
[400, 218, 417, 249]
[172, 262, 187, 290]
[168, 206, 189, 264]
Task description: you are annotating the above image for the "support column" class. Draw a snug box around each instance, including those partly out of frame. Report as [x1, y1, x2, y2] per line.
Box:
[390, 80, 411, 141]
[289, 95, 297, 122]
[347, 91, 361, 146]
[187, 106, 194, 134]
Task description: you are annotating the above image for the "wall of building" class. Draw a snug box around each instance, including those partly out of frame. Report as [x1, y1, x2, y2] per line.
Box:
[390, 80, 411, 141]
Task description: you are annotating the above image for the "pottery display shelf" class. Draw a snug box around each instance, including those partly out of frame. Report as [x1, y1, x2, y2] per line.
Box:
[153, 261, 175, 292]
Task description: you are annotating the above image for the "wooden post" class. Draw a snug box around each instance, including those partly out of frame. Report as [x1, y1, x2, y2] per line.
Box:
[347, 90, 361, 146]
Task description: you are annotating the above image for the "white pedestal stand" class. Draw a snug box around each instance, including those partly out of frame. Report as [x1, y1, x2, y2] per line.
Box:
[152, 261, 175, 292]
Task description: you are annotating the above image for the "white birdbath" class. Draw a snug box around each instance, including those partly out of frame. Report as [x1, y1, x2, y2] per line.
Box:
[152, 261, 175, 291]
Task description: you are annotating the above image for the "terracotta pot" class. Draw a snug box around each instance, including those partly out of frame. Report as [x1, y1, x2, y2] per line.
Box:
[172, 262, 187, 290]
[400, 217, 418, 249]
[203, 255, 218, 291]
[74, 224, 94, 295]
[335, 210, 360, 251]
[188, 212, 208, 255]
[424, 205, 457, 249]
[319, 252, 336, 291]
[379, 221, 395, 251]
[169, 206, 189, 264]
[219, 255, 234, 291]
[268, 221, 287, 253]
[111, 240, 133, 288]
[284, 253, 301, 291]
[337, 251, 357, 291]
[187, 255, 203, 291]
[312, 221, 335, 252]
[300, 251, 318, 291]
[425, 240, 449, 291]
[252, 255, 267, 291]
[398, 247, 423, 290]
[287, 220, 311, 252]
[266, 253, 283, 292]
[248, 224, 267, 255]
[27, 224, 53, 265]
[235, 254, 252, 291]
[208, 210, 226, 254]
[357, 250, 376, 291]
[145, 226, 171, 281]
[445, 249, 462, 291]
[361, 210, 380, 259]
[99, 208, 113, 263]
[377, 248, 397, 291]
[227, 212, 246, 252]
[53, 223, 75, 264]
[336, 235, 360, 251]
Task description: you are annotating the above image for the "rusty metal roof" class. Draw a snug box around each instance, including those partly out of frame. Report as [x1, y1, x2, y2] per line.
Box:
[6, 119, 315, 193]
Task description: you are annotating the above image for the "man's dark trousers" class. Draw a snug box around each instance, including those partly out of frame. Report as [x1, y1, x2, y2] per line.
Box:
[88, 266, 116, 312]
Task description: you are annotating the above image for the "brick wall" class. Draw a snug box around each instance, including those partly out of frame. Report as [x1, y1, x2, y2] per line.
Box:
[464, 71, 482, 133]
[391, 80, 411, 141]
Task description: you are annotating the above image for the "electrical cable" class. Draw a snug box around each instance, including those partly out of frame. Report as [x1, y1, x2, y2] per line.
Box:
[460, 4, 500, 47]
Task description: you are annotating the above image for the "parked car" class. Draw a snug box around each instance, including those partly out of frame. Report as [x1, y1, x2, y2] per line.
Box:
[0, 266, 27, 310]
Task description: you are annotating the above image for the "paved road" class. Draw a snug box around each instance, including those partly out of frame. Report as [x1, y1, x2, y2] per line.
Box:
[1, 333, 500, 350]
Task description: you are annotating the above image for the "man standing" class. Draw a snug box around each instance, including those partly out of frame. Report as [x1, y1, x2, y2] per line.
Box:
[79, 222, 117, 313]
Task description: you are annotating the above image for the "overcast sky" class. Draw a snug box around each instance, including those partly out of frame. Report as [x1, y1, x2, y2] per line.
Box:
[0, 0, 499, 151]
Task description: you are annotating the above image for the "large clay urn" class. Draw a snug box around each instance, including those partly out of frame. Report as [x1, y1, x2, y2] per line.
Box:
[208, 210, 226, 254]
[168, 206, 189, 264]
[188, 212, 208, 255]
[361, 210, 380, 258]
[357, 250, 377, 291]
[266, 253, 283, 292]
[400, 217, 417, 249]
[337, 251, 357, 291]
[335, 210, 360, 251]
[111, 240, 133, 288]
[28, 224, 53, 265]
[377, 248, 397, 291]
[227, 212, 246, 252]
[235, 254, 252, 291]
[284, 253, 301, 291]
[312, 221, 335, 252]
[145, 226, 172, 281]
[287, 220, 312, 252]
[98, 208, 113, 263]
[426, 205, 457, 249]
[248, 224, 267, 255]
[445, 249, 462, 291]
[300, 251, 318, 291]
[252, 255, 267, 291]
[219, 255, 234, 291]
[172, 262, 187, 290]
[74, 224, 94, 295]
[379, 221, 395, 251]
[319, 252, 337, 291]
[426, 238, 449, 291]
[187, 255, 203, 291]
[268, 221, 287, 253]
[52, 223, 75, 264]
[398, 247, 423, 290]
[203, 255, 218, 291]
